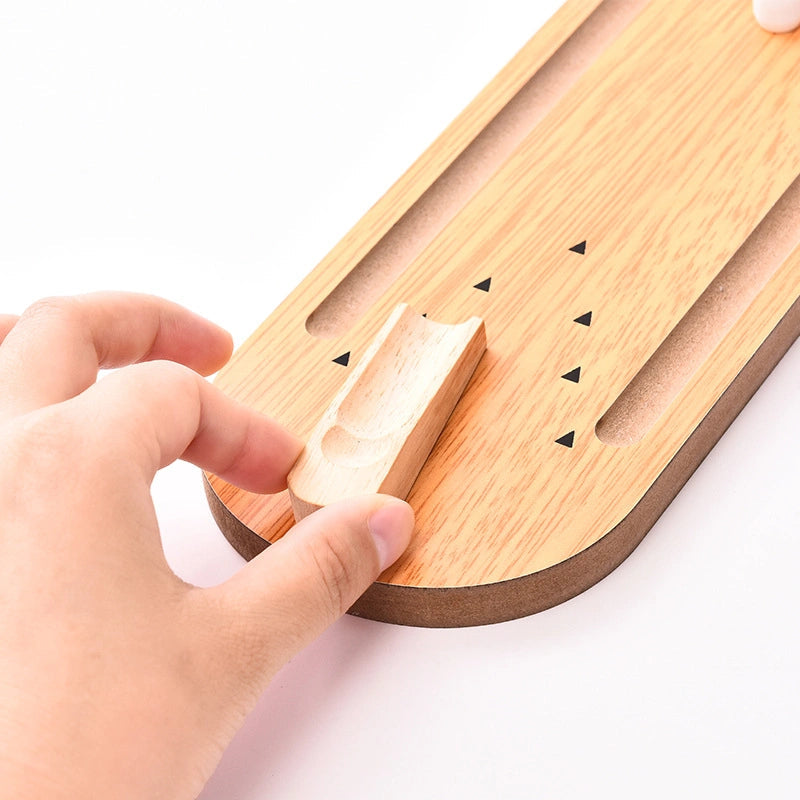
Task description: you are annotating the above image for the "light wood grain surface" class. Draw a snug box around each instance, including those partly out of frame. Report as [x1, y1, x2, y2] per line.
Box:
[288, 304, 485, 518]
[206, 0, 800, 625]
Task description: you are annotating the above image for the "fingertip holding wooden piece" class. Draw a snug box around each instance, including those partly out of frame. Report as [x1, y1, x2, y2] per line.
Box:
[753, 0, 800, 32]
[288, 304, 486, 521]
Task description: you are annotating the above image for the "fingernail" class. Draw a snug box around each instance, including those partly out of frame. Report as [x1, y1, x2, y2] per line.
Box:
[368, 499, 415, 571]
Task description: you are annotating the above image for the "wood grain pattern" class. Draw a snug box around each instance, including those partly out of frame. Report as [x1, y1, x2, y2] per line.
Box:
[287, 305, 486, 520]
[304, 0, 648, 339]
[205, 0, 800, 626]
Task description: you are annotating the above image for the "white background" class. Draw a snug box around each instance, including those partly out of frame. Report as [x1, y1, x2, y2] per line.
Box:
[1, 2, 798, 797]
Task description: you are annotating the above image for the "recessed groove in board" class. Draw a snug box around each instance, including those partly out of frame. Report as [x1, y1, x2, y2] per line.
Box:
[305, 0, 650, 339]
[595, 172, 800, 448]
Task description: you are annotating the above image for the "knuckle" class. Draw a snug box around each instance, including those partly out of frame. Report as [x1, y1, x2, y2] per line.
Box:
[120, 360, 199, 409]
[306, 531, 362, 620]
[99, 360, 204, 476]
[4, 406, 82, 485]
[14, 405, 77, 453]
[140, 358, 196, 388]
[18, 297, 91, 355]
[156, 360, 201, 413]
[22, 296, 81, 329]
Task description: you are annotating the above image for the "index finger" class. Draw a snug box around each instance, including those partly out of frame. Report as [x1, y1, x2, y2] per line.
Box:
[75, 359, 303, 492]
[0, 293, 233, 423]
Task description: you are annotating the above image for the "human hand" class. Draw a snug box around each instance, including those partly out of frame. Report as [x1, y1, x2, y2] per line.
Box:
[0, 293, 413, 799]
[753, 0, 800, 31]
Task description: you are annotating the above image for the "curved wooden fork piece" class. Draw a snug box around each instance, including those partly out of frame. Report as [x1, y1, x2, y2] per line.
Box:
[288, 304, 486, 521]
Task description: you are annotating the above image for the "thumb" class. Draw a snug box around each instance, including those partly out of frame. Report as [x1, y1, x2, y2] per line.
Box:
[211, 494, 414, 676]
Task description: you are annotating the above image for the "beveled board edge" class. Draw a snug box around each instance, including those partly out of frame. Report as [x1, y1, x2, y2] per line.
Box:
[203, 294, 799, 628]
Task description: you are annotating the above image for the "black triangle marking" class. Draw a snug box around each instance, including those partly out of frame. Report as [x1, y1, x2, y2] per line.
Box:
[555, 431, 575, 448]
[561, 367, 581, 383]
[474, 277, 492, 292]
[422, 313, 427, 318]
[569, 240, 587, 255]
[332, 351, 350, 367]
[574, 311, 592, 327]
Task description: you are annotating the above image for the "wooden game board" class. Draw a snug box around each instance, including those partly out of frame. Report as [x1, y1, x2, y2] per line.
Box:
[205, 0, 800, 626]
